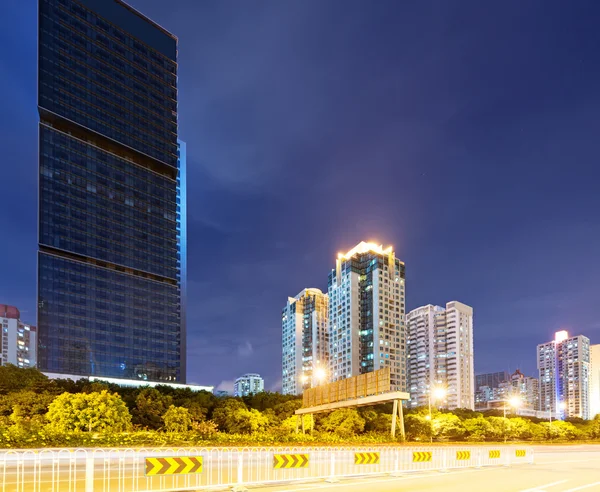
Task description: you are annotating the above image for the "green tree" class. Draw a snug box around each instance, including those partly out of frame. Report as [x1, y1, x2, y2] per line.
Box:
[212, 399, 247, 430]
[162, 405, 192, 433]
[46, 390, 131, 432]
[485, 417, 507, 441]
[432, 413, 465, 441]
[404, 414, 431, 441]
[540, 421, 580, 440]
[506, 418, 533, 440]
[320, 409, 365, 437]
[586, 415, 600, 439]
[0, 365, 48, 393]
[132, 388, 173, 429]
[279, 414, 312, 433]
[272, 399, 302, 420]
[463, 417, 492, 441]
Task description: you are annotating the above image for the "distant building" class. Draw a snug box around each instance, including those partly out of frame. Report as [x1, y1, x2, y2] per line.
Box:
[282, 288, 329, 395]
[0, 305, 36, 368]
[234, 374, 264, 397]
[499, 369, 540, 411]
[591, 344, 600, 419]
[407, 301, 474, 410]
[538, 331, 591, 420]
[328, 242, 407, 392]
[476, 371, 509, 391]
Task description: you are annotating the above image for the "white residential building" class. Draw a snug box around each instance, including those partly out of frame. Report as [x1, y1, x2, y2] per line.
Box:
[590, 344, 600, 419]
[327, 242, 406, 392]
[407, 301, 474, 410]
[233, 373, 264, 397]
[1, 304, 36, 368]
[537, 331, 591, 420]
[281, 288, 329, 395]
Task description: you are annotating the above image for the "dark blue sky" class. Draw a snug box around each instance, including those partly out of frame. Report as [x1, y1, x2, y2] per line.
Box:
[1, 0, 599, 391]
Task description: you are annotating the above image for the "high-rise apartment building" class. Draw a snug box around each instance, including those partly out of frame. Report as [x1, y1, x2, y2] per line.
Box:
[407, 301, 474, 410]
[538, 331, 591, 420]
[589, 344, 600, 419]
[37, 0, 184, 382]
[327, 242, 406, 392]
[282, 288, 329, 395]
[233, 373, 264, 397]
[0, 305, 37, 368]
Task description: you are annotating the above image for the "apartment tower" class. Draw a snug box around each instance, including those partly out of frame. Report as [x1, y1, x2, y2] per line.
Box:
[282, 288, 329, 395]
[37, 0, 184, 381]
[327, 242, 406, 392]
[1, 305, 37, 368]
[407, 301, 474, 410]
[538, 331, 591, 419]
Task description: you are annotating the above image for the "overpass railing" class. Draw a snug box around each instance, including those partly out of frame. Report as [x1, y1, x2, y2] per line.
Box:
[0, 445, 534, 491]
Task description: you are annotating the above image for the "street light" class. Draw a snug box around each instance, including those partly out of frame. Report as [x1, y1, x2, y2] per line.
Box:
[503, 395, 521, 442]
[559, 401, 567, 420]
[428, 387, 447, 443]
[314, 367, 327, 385]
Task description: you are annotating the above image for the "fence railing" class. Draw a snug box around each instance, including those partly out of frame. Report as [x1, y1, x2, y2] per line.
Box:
[0, 445, 534, 492]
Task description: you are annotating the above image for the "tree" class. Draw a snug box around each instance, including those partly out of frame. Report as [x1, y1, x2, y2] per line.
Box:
[432, 413, 465, 441]
[0, 365, 48, 393]
[162, 405, 192, 433]
[46, 391, 131, 432]
[212, 399, 270, 434]
[132, 388, 173, 429]
[404, 414, 431, 441]
[212, 399, 247, 430]
[320, 409, 365, 437]
[463, 417, 492, 442]
[506, 418, 533, 440]
[540, 421, 580, 440]
[484, 417, 507, 441]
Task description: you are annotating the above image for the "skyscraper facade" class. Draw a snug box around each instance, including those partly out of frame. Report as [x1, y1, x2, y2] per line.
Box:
[281, 288, 329, 395]
[327, 242, 406, 392]
[538, 331, 591, 420]
[407, 301, 474, 410]
[233, 373, 265, 397]
[1, 305, 37, 368]
[37, 0, 184, 382]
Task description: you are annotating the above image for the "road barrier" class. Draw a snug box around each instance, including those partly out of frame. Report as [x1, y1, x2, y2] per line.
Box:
[145, 456, 203, 476]
[0, 445, 534, 492]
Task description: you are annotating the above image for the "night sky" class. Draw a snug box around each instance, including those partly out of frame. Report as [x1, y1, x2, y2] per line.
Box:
[1, 0, 599, 392]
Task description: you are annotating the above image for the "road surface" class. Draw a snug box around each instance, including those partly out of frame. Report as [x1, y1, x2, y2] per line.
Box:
[251, 446, 600, 492]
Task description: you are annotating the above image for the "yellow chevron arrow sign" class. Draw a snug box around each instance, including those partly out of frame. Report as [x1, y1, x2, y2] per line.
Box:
[515, 450, 527, 458]
[145, 456, 203, 476]
[489, 450, 501, 459]
[412, 451, 433, 462]
[456, 450, 471, 461]
[273, 454, 309, 469]
[354, 452, 380, 465]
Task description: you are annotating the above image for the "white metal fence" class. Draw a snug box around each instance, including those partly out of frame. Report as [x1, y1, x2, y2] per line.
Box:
[0, 445, 534, 492]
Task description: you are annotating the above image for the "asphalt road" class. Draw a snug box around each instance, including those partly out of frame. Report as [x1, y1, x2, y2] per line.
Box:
[251, 447, 600, 492]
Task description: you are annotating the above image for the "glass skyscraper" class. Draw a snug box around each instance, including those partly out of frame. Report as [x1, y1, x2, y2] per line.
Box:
[37, 0, 185, 382]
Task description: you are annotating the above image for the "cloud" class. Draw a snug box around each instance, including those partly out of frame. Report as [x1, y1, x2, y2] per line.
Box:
[215, 380, 235, 393]
[237, 341, 254, 357]
[269, 378, 282, 392]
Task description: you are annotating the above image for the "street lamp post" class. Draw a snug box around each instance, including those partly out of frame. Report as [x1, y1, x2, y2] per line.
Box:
[427, 387, 447, 443]
[503, 396, 522, 442]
